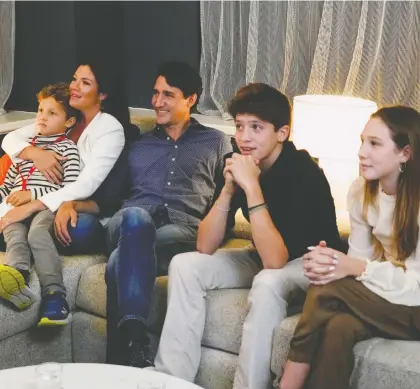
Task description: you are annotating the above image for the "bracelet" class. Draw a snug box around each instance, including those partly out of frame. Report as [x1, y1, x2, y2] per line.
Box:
[215, 202, 230, 212]
[248, 202, 268, 214]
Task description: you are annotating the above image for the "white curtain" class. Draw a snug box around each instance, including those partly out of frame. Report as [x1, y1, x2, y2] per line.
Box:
[0, 1, 15, 115]
[198, 0, 420, 118]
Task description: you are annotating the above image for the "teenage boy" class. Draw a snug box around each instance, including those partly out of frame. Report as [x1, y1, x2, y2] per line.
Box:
[154, 83, 342, 389]
[0, 82, 80, 326]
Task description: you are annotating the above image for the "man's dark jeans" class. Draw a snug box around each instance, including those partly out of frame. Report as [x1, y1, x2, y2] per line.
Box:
[60, 213, 105, 254]
[104, 207, 197, 364]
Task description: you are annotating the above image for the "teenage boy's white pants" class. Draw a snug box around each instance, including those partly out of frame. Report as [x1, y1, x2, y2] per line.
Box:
[154, 248, 309, 389]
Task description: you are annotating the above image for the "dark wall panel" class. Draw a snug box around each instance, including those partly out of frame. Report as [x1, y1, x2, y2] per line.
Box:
[74, 1, 126, 66]
[6, 1, 201, 112]
[123, 1, 201, 108]
[6, 1, 76, 112]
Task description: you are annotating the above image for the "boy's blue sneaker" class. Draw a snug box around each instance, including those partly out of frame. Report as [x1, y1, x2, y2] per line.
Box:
[38, 291, 72, 327]
[0, 264, 36, 309]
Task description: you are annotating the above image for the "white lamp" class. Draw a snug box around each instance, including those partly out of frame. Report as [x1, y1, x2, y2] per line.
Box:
[292, 95, 377, 223]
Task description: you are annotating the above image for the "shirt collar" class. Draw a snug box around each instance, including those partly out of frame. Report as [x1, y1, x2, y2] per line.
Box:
[35, 133, 67, 142]
[263, 141, 296, 175]
[152, 117, 204, 140]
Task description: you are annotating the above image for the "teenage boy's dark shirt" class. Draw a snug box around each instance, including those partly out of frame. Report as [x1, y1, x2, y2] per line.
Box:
[226, 141, 342, 260]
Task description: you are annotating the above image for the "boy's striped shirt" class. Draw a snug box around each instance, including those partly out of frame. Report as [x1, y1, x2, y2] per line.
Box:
[0, 133, 81, 200]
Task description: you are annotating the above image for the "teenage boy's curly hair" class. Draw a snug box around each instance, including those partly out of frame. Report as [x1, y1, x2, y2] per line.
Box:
[37, 82, 81, 121]
[228, 83, 291, 133]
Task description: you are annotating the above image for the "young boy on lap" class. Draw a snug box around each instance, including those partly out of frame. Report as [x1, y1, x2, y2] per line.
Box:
[0, 82, 80, 326]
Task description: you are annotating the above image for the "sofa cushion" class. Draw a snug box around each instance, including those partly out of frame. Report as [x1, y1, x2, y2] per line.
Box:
[76, 263, 169, 334]
[72, 311, 107, 364]
[0, 321, 73, 369]
[270, 313, 420, 389]
[270, 314, 300, 378]
[350, 338, 420, 389]
[202, 288, 304, 355]
[196, 347, 238, 389]
[202, 289, 250, 354]
[0, 252, 106, 341]
[130, 115, 156, 134]
[76, 263, 107, 318]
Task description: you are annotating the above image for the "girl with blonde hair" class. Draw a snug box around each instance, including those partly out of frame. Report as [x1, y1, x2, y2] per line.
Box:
[280, 105, 420, 389]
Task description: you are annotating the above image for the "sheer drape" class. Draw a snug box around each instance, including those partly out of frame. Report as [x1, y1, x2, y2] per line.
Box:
[0, 1, 15, 115]
[198, 1, 420, 117]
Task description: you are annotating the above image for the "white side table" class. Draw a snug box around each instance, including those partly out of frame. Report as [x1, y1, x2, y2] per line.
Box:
[0, 363, 202, 389]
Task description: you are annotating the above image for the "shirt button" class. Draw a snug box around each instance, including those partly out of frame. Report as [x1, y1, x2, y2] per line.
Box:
[172, 158, 175, 161]
[175, 145, 178, 148]
[167, 182, 171, 185]
[164, 203, 168, 207]
[170, 171, 174, 174]
[167, 137, 170, 141]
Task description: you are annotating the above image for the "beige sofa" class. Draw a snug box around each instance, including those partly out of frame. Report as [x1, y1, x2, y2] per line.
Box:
[1, 210, 420, 389]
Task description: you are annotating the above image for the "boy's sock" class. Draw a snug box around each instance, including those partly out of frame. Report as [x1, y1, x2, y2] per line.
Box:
[38, 291, 72, 327]
[0, 264, 36, 309]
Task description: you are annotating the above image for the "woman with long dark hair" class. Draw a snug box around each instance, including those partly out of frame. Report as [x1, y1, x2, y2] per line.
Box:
[1, 58, 136, 252]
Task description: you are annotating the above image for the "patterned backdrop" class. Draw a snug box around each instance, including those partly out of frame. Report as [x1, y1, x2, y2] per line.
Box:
[198, 1, 420, 118]
[0, 2, 14, 115]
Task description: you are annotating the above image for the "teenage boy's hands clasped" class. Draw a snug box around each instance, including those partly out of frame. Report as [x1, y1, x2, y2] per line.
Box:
[224, 153, 260, 193]
[222, 158, 237, 196]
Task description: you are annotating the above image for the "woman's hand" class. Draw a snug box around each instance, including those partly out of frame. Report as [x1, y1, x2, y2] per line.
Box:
[6, 190, 32, 206]
[32, 148, 66, 184]
[54, 201, 78, 247]
[0, 201, 43, 232]
[303, 245, 366, 285]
